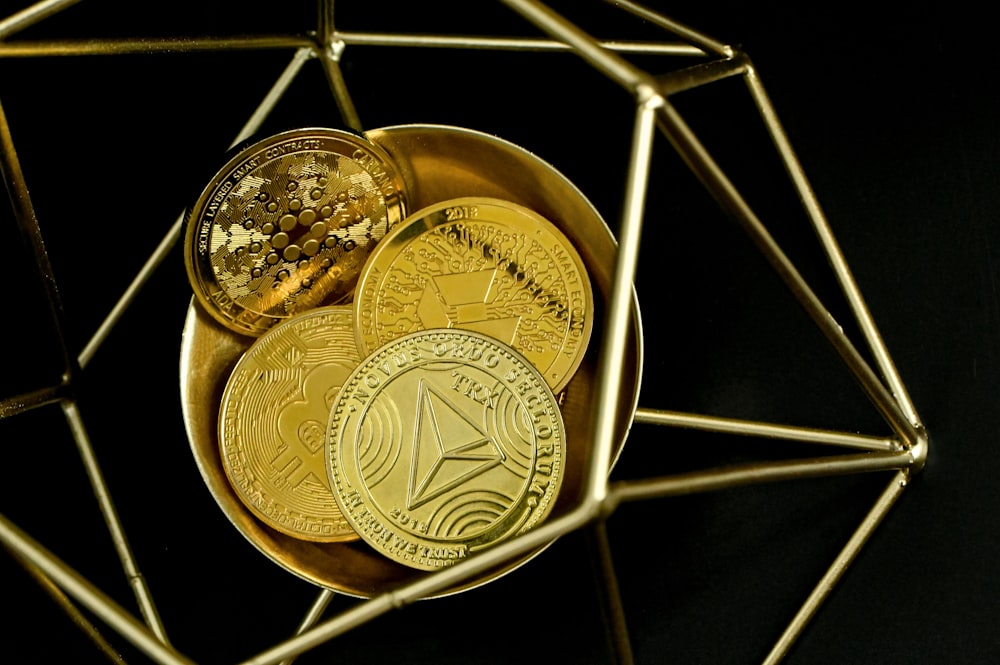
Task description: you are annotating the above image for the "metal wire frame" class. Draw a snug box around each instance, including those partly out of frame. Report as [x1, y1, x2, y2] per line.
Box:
[0, 0, 927, 664]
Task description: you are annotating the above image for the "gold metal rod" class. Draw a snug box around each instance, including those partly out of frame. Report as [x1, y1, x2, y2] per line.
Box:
[319, 41, 363, 132]
[239, 506, 598, 665]
[0, 95, 75, 382]
[333, 30, 703, 55]
[0, 512, 195, 665]
[317, 2, 364, 131]
[607, 451, 912, 508]
[762, 470, 909, 664]
[80, 46, 308, 367]
[652, 101, 921, 449]
[589, 521, 635, 665]
[276, 590, 335, 665]
[743, 64, 922, 429]
[317, 0, 335, 41]
[78, 215, 182, 368]
[0, 382, 66, 419]
[500, 0, 659, 92]
[634, 407, 898, 452]
[7, 548, 127, 664]
[62, 401, 171, 646]
[656, 51, 750, 97]
[231, 46, 314, 148]
[588, 93, 660, 501]
[0, 35, 315, 57]
[0, 0, 81, 40]
[603, 0, 733, 58]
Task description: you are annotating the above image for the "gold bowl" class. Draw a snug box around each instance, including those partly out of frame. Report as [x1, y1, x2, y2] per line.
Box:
[180, 124, 643, 598]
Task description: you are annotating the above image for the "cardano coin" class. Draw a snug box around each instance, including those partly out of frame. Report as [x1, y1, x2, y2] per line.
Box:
[353, 197, 593, 392]
[219, 305, 362, 542]
[327, 329, 565, 571]
[185, 127, 406, 336]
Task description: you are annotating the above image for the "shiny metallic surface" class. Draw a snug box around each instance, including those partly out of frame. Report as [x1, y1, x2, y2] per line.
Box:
[634, 408, 899, 452]
[333, 29, 704, 55]
[63, 401, 170, 645]
[585, 91, 659, 504]
[0, 0, 81, 40]
[184, 127, 406, 336]
[0, 35, 315, 57]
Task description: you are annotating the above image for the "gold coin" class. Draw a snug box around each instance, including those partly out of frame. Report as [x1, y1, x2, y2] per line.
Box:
[327, 329, 565, 571]
[185, 127, 406, 336]
[219, 305, 362, 542]
[354, 197, 594, 392]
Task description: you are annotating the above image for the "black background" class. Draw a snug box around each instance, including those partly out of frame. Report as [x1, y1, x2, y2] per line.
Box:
[1, 1, 997, 663]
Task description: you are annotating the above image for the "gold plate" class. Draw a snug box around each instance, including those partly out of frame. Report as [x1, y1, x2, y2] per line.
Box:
[181, 124, 643, 597]
[183, 127, 406, 336]
[328, 329, 565, 571]
[354, 197, 594, 392]
[219, 305, 361, 543]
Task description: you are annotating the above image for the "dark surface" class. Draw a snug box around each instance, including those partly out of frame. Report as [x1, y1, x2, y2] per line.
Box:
[0, 1, 996, 663]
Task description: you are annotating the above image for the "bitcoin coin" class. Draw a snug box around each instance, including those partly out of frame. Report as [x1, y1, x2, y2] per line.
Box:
[219, 305, 362, 542]
[185, 127, 406, 336]
[354, 197, 594, 392]
[327, 329, 565, 571]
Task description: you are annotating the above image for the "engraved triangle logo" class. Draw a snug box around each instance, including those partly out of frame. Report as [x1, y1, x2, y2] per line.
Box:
[407, 379, 503, 511]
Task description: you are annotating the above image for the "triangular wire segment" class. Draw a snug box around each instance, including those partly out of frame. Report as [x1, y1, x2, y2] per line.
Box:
[574, 0, 923, 448]
[741, 68, 922, 427]
[651, 95, 918, 446]
[600, 0, 924, 446]
[514, 0, 922, 450]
